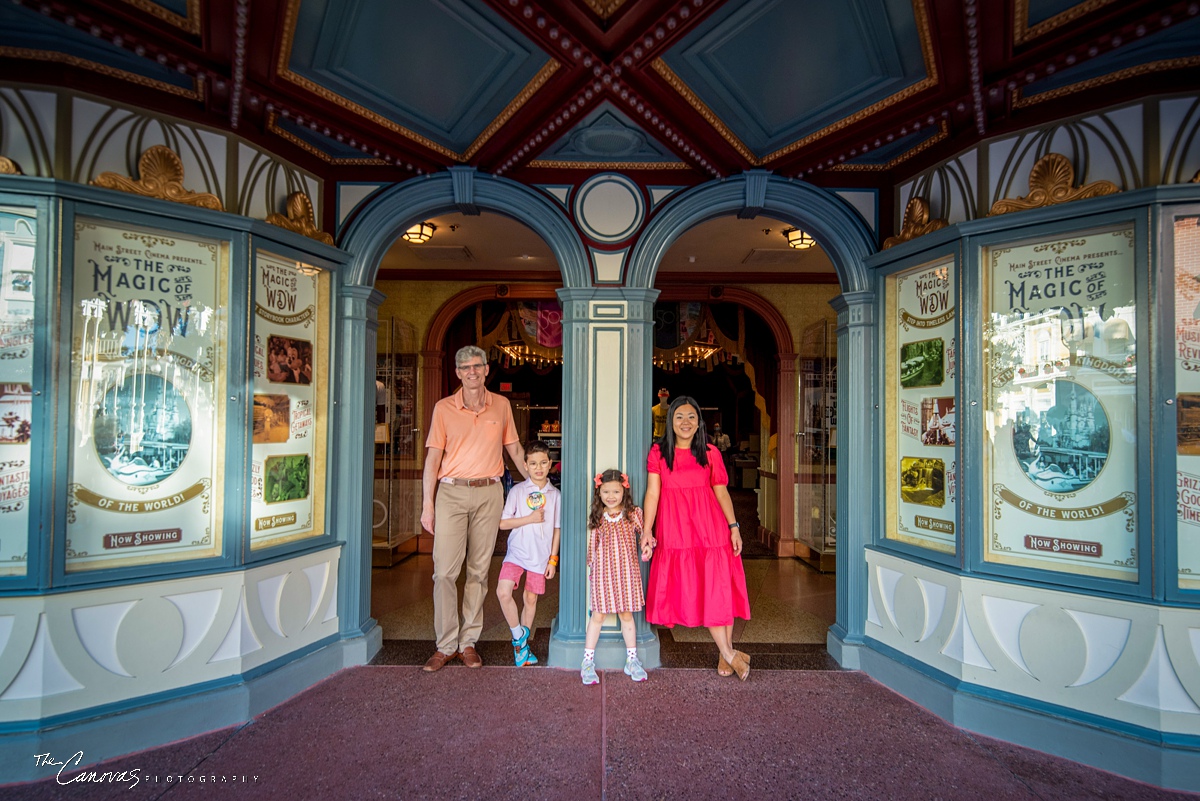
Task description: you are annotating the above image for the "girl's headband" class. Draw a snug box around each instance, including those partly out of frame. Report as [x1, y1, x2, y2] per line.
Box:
[594, 472, 630, 489]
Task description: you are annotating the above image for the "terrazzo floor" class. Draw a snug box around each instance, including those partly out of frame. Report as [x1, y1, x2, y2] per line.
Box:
[11, 494, 1192, 798]
[8, 667, 1195, 799]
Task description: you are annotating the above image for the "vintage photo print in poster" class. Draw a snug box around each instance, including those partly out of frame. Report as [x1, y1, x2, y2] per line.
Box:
[891, 258, 958, 552]
[66, 221, 226, 571]
[251, 252, 322, 548]
[984, 228, 1137, 581]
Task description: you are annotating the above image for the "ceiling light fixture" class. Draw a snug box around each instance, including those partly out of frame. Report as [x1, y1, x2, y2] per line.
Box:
[402, 221, 436, 244]
[783, 227, 816, 250]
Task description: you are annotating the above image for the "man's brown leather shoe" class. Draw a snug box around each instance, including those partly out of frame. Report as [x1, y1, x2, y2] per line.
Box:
[460, 645, 483, 668]
[422, 650, 457, 672]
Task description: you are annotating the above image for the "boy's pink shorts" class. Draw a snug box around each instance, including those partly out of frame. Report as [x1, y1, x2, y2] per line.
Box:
[498, 561, 546, 595]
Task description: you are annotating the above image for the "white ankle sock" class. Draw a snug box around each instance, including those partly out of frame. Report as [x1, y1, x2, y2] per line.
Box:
[583, 648, 595, 662]
[626, 648, 638, 661]
[510, 626, 524, 639]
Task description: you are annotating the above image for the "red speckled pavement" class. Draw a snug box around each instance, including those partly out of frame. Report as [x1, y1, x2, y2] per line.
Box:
[5, 665, 1197, 800]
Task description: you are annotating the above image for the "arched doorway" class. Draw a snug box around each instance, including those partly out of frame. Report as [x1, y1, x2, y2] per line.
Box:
[627, 173, 877, 663]
[335, 170, 586, 646]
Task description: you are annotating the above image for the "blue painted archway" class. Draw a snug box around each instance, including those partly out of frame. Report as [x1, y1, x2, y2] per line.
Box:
[628, 171, 880, 659]
[627, 172, 876, 292]
[339, 167, 589, 288]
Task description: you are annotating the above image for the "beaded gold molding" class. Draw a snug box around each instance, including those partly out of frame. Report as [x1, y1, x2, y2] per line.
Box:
[91, 146, 223, 210]
[265, 192, 334, 246]
[988, 153, 1119, 216]
[883, 197, 947, 249]
[0, 156, 22, 175]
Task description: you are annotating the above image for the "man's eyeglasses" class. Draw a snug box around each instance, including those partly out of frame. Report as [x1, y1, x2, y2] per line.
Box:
[457, 362, 486, 373]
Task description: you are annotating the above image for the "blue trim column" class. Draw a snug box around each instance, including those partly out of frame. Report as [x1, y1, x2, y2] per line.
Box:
[548, 286, 660, 670]
[334, 281, 386, 649]
[827, 290, 877, 668]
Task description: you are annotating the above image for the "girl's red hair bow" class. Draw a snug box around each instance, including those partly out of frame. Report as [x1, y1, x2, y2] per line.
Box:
[594, 472, 631, 489]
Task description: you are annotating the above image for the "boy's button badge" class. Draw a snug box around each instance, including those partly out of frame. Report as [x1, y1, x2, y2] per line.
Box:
[526, 492, 546, 511]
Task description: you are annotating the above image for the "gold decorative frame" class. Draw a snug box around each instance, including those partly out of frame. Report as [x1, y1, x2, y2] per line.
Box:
[267, 112, 386, 165]
[265, 192, 334, 245]
[652, 0, 939, 166]
[0, 156, 22, 175]
[91, 146, 223, 210]
[581, 0, 629, 20]
[120, 0, 202, 35]
[275, 0, 558, 162]
[1013, 0, 1114, 46]
[988, 153, 1119, 216]
[0, 47, 202, 100]
[883, 197, 948, 249]
[1012, 56, 1200, 109]
[831, 120, 949, 172]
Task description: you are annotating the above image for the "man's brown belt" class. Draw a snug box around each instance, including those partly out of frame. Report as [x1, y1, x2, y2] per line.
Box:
[440, 477, 501, 487]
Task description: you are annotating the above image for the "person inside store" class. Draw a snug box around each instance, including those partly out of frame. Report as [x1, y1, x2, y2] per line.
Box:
[640, 396, 752, 680]
[711, 422, 732, 473]
[651, 387, 671, 441]
[420, 345, 528, 672]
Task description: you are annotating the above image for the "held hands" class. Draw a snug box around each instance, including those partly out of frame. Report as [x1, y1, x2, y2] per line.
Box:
[639, 532, 656, 562]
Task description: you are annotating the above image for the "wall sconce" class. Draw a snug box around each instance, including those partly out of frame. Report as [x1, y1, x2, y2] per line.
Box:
[783, 227, 815, 249]
[402, 221, 436, 244]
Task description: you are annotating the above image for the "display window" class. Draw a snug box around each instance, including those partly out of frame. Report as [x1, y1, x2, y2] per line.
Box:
[249, 250, 329, 550]
[885, 256, 958, 554]
[66, 218, 229, 571]
[0, 205, 36, 576]
[1174, 214, 1200, 591]
[981, 226, 1138, 581]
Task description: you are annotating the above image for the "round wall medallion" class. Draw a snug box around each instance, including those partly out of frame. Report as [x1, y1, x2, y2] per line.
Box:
[573, 173, 645, 244]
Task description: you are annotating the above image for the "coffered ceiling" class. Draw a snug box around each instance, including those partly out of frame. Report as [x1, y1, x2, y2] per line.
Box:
[1, 0, 1197, 191]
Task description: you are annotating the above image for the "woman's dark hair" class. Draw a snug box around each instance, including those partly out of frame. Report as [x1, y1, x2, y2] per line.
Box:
[588, 468, 638, 530]
[658, 395, 709, 471]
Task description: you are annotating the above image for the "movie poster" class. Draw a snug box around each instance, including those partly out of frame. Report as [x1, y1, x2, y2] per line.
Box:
[67, 220, 227, 571]
[250, 251, 327, 549]
[0, 207, 36, 576]
[1175, 215, 1200, 590]
[887, 257, 957, 553]
[983, 227, 1137, 580]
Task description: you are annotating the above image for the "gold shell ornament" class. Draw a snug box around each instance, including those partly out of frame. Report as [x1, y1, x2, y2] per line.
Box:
[883, 197, 948, 249]
[91, 145, 223, 210]
[989, 153, 1119, 215]
[265, 192, 334, 245]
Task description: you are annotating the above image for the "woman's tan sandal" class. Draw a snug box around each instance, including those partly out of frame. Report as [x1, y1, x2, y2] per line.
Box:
[717, 653, 733, 677]
[731, 650, 751, 681]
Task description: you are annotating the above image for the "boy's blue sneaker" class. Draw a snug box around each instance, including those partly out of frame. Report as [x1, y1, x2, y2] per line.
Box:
[580, 658, 599, 685]
[512, 627, 538, 666]
[624, 655, 648, 682]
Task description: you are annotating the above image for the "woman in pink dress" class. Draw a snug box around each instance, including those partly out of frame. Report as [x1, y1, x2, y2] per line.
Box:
[641, 396, 752, 680]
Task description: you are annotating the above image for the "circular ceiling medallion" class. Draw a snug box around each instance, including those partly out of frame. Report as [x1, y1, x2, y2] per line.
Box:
[573, 173, 645, 244]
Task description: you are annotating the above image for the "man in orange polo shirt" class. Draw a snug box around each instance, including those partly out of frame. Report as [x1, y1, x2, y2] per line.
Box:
[420, 345, 527, 671]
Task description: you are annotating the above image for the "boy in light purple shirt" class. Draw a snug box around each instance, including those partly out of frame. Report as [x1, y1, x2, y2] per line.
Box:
[495, 441, 561, 666]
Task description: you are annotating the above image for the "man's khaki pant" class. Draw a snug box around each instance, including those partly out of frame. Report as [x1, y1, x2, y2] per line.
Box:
[432, 482, 503, 655]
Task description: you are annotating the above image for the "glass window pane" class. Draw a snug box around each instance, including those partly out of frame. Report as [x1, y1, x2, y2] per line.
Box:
[982, 227, 1137, 581]
[0, 206, 37, 577]
[885, 257, 958, 553]
[66, 219, 228, 571]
